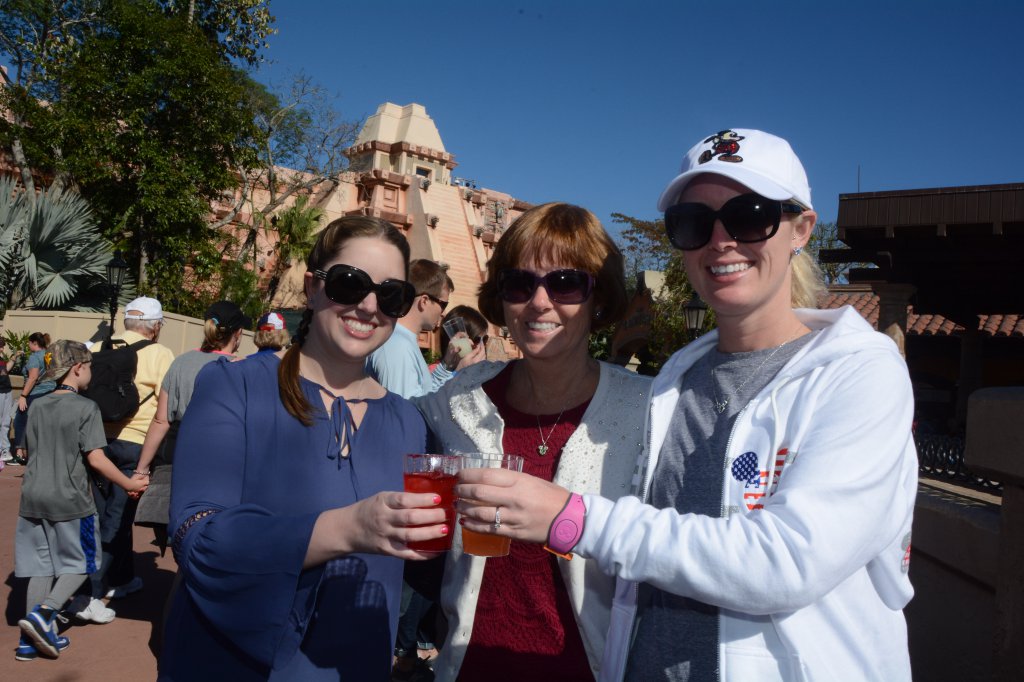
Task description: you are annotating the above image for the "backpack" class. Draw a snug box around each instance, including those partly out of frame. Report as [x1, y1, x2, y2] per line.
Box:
[82, 338, 157, 422]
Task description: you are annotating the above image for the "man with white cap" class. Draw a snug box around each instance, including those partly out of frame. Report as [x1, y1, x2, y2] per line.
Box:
[80, 296, 175, 617]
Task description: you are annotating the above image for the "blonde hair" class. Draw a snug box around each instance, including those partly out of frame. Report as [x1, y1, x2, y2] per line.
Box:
[254, 328, 290, 351]
[790, 214, 825, 308]
[200, 319, 239, 352]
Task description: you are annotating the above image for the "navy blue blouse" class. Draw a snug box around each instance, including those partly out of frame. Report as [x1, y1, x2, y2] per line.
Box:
[161, 353, 427, 680]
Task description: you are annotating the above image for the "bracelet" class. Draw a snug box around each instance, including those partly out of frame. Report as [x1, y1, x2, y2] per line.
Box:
[543, 493, 586, 560]
[133, 470, 151, 476]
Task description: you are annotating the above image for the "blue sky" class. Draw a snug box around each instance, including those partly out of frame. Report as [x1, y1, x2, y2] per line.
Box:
[257, 0, 1023, 233]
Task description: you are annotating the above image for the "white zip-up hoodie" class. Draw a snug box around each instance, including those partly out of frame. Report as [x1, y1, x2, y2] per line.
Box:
[576, 306, 917, 681]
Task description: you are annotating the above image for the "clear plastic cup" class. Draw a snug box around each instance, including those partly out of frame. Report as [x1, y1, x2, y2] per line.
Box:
[459, 453, 524, 557]
[404, 454, 461, 552]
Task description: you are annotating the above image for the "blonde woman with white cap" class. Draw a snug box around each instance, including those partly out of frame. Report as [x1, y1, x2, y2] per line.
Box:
[456, 129, 917, 681]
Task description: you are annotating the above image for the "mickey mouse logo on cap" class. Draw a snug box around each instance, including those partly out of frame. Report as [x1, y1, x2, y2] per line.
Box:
[699, 130, 745, 164]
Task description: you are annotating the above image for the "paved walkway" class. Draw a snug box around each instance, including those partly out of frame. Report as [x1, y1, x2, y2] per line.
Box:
[0, 463, 175, 680]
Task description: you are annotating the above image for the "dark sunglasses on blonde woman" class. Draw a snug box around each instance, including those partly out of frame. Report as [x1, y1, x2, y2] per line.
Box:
[497, 268, 595, 305]
[312, 264, 416, 318]
[664, 192, 805, 251]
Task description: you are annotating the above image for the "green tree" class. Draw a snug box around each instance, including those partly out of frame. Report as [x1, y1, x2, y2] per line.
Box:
[229, 75, 361, 270]
[613, 213, 714, 367]
[0, 175, 115, 313]
[806, 220, 870, 284]
[0, 0, 275, 314]
[0, 0, 104, 192]
[262, 194, 323, 306]
[49, 0, 263, 305]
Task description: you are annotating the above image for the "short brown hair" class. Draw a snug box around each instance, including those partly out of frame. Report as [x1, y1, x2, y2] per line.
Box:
[408, 259, 450, 298]
[478, 203, 627, 330]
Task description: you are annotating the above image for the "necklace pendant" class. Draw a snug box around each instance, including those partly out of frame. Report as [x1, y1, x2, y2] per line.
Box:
[713, 399, 728, 414]
[537, 443, 549, 456]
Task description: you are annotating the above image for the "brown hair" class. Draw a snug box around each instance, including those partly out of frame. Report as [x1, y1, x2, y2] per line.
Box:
[438, 305, 489, 356]
[408, 259, 450, 299]
[29, 332, 50, 348]
[477, 202, 627, 330]
[279, 216, 411, 425]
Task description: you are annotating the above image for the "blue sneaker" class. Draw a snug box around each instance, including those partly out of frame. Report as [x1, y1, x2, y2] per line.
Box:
[15, 633, 69, 661]
[18, 606, 64, 658]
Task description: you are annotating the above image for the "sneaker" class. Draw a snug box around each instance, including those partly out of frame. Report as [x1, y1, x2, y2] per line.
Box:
[18, 606, 63, 658]
[104, 576, 143, 599]
[15, 633, 69, 661]
[70, 596, 116, 624]
[0, 450, 11, 462]
[7, 455, 26, 466]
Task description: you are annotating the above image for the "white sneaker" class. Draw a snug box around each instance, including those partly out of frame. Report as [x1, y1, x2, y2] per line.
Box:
[71, 597, 116, 624]
[104, 576, 143, 599]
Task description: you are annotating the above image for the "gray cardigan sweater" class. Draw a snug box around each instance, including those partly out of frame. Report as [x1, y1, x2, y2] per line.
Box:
[413, 360, 651, 681]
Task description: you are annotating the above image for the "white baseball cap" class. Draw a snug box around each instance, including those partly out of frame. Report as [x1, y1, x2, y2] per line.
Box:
[657, 128, 813, 212]
[124, 296, 163, 321]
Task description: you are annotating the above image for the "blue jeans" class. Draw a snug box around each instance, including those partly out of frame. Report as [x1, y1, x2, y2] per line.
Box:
[0, 391, 14, 454]
[90, 439, 141, 596]
[12, 391, 50, 451]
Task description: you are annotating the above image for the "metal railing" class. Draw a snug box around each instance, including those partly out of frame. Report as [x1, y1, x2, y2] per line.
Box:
[915, 432, 1002, 492]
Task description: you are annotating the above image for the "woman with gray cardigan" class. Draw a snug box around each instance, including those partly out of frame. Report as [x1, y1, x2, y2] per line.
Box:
[413, 203, 650, 682]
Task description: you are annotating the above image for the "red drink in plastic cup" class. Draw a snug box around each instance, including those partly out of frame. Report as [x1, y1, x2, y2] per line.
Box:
[404, 454, 460, 552]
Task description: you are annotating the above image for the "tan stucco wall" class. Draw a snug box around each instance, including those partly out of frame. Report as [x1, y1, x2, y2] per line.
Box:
[2, 309, 256, 358]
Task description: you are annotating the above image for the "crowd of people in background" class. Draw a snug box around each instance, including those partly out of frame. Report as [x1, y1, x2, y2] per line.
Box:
[4, 126, 917, 682]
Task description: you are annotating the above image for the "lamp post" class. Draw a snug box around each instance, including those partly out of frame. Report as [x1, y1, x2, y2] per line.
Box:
[105, 250, 129, 348]
[683, 292, 708, 339]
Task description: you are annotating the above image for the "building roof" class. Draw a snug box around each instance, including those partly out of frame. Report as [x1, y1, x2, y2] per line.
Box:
[822, 285, 1024, 337]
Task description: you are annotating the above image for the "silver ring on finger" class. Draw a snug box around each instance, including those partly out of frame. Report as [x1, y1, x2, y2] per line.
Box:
[493, 506, 502, 532]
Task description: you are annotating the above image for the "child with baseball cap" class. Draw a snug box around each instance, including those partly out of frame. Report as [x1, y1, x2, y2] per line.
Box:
[14, 340, 149, 660]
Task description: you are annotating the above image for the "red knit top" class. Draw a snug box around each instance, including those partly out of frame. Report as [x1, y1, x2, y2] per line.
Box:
[457, 363, 594, 681]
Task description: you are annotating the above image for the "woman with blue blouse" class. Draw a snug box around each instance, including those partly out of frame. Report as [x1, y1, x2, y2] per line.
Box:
[11, 332, 55, 464]
[161, 216, 449, 680]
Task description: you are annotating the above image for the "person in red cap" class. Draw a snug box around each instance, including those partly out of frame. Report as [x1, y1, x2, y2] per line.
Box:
[250, 312, 290, 356]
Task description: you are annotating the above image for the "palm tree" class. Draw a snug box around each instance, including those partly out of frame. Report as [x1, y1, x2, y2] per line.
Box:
[0, 176, 118, 313]
[264, 195, 324, 306]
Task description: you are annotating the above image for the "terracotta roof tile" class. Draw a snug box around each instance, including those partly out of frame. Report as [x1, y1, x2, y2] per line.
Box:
[820, 288, 1024, 337]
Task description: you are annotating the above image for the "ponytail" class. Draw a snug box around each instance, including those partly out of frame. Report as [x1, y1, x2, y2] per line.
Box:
[790, 214, 825, 309]
[278, 308, 315, 426]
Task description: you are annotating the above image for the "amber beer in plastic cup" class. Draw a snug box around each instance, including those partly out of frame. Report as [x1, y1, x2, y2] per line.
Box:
[404, 454, 461, 552]
[459, 453, 524, 557]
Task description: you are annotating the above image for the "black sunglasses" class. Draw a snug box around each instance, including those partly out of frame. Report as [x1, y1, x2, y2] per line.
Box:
[497, 268, 596, 305]
[420, 293, 449, 313]
[664, 193, 805, 251]
[312, 264, 416, 318]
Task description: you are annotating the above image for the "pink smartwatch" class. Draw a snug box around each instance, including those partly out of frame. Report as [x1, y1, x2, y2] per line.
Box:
[544, 493, 586, 559]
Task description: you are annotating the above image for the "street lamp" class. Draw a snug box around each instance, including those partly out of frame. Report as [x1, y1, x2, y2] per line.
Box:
[683, 292, 708, 338]
[105, 250, 129, 348]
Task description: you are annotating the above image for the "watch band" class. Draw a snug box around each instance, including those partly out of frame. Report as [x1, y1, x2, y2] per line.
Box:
[545, 493, 586, 558]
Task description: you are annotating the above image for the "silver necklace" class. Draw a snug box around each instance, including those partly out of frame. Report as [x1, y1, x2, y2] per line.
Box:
[709, 332, 800, 414]
[536, 406, 567, 456]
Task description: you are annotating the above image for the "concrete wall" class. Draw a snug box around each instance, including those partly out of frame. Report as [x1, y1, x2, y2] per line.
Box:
[2, 308, 257, 358]
[907, 481, 999, 681]
[907, 387, 1024, 681]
